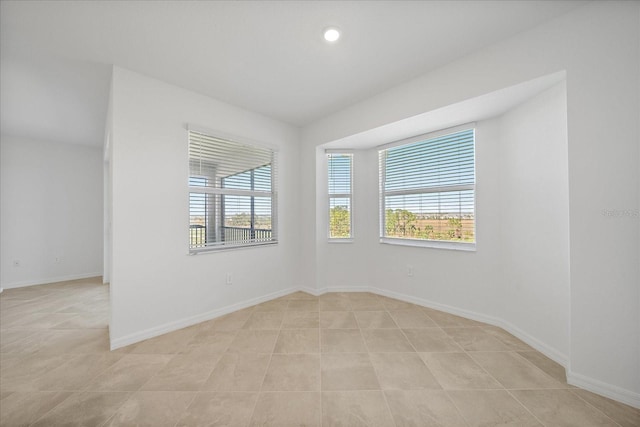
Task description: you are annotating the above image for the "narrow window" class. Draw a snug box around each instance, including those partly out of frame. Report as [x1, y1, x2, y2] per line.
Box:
[327, 152, 353, 240]
[379, 128, 475, 248]
[189, 130, 277, 252]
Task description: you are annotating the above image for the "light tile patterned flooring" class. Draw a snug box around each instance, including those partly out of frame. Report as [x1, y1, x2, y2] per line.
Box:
[1, 278, 638, 426]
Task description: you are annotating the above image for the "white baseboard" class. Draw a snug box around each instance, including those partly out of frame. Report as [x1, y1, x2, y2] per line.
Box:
[2, 272, 103, 290]
[109, 286, 298, 350]
[567, 370, 640, 409]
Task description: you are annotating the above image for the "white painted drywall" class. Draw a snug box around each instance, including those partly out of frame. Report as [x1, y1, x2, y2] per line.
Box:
[497, 82, 570, 362]
[301, 1, 639, 406]
[108, 67, 301, 346]
[0, 136, 103, 288]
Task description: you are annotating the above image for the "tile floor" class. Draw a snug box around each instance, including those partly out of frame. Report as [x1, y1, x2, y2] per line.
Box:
[1, 278, 638, 426]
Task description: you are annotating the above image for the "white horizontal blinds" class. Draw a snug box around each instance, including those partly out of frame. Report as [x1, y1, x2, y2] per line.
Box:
[188, 130, 277, 251]
[380, 129, 475, 243]
[328, 153, 352, 239]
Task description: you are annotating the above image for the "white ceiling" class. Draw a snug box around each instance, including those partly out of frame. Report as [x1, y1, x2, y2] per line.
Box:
[0, 1, 586, 147]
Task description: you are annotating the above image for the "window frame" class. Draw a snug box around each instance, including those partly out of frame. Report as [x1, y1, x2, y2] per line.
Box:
[326, 151, 354, 242]
[188, 126, 278, 254]
[378, 124, 476, 251]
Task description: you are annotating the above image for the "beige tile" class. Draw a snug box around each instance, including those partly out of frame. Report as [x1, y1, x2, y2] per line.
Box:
[362, 329, 415, 352]
[518, 351, 568, 384]
[321, 329, 367, 353]
[319, 298, 352, 311]
[254, 299, 290, 311]
[369, 352, 441, 390]
[53, 311, 109, 329]
[287, 299, 319, 311]
[1, 353, 74, 391]
[420, 352, 502, 390]
[130, 327, 198, 354]
[274, 329, 319, 353]
[321, 353, 379, 391]
[0, 391, 72, 427]
[175, 391, 258, 427]
[141, 354, 220, 391]
[203, 353, 270, 391]
[34, 353, 124, 391]
[282, 311, 319, 328]
[103, 391, 196, 427]
[379, 297, 419, 311]
[470, 351, 564, 389]
[572, 389, 640, 427]
[389, 309, 437, 328]
[403, 328, 463, 352]
[385, 390, 467, 427]
[34, 329, 110, 354]
[320, 311, 358, 329]
[322, 391, 395, 426]
[354, 311, 398, 329]
[226, 330, 278, 353]
[443, 327, 510, 351]
[349, 297, 385, 311]
[186, 330, 238, 354]
[262, 354, 320, 391]
[512, 389, 620, 426]
[84, 354, 173, 391]
[448, 390, 541, 427]
[482, 326, 534, 351]
[249, 391, 321, 426]
[0, 328, 38, 349]
[30, 391, 131, 427]
[423, 308, 485, 327]
[242, 311, 284, 330]
[201, 311, 251, 331]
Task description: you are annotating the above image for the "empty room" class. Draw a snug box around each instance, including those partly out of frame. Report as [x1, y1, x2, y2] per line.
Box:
[1, 1, 638, 426]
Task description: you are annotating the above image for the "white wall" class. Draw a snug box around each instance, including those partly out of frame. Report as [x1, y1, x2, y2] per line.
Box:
[0, 136, 103, 288]
[497, 82, 570, 361]
[300, 1, 639, 407]
[109, 67, 301, 348]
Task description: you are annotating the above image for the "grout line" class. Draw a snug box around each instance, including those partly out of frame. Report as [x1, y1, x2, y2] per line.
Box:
[568, 389, 625, 427]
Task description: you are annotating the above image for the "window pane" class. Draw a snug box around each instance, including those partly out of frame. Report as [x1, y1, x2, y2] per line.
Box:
[380, 129, 475, 244]
[188, 130, 277, 251]
[329, 197, 351, 238]
[384, 129, 474, 192]
[384, 191, 474, 242]
[328, 154, 352, 194]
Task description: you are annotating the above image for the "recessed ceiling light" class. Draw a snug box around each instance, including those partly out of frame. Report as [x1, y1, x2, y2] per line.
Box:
[323, 27, 340, 43]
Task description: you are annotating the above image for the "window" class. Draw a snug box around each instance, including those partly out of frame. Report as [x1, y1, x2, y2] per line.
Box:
[379, 127, 475, 248]
[188, 129, 277, 252]
[327, 152, 353, 239]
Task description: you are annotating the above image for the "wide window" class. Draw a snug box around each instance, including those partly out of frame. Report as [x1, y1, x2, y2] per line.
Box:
[379, 127, 475, 248]
[188, 130, 277, 252]
[327, 152, 353, 239]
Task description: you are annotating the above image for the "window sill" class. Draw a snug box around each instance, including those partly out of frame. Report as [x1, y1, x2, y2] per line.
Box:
[328, 238, 354, 244]
[189, 240, 278, 255]
[380, 237, 476, 252]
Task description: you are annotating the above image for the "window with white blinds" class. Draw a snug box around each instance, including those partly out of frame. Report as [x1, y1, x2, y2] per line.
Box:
[188, 130, 277, 252]
[327, 153, 353, 239]
[379, 127, 475, 247]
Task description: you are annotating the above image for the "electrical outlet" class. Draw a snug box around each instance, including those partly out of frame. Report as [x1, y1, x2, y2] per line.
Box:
[12, 260, 20, 267]
[407, 265, 414, 277]
[226, 273, 233, 285]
